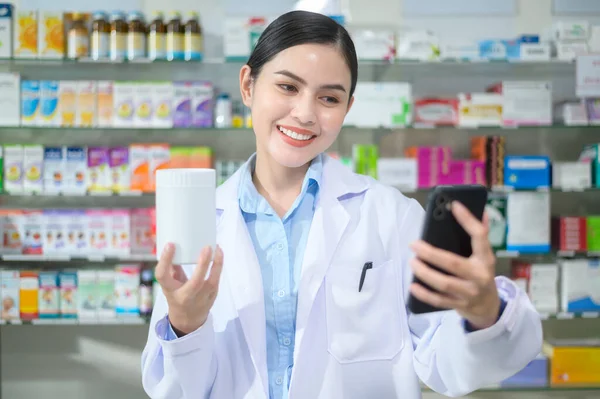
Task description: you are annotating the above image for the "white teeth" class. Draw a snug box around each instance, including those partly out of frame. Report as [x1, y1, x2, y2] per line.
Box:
[278, 126, 313, 141]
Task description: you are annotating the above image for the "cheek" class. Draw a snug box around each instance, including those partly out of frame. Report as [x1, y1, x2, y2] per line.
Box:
[318, 107, 347, 132]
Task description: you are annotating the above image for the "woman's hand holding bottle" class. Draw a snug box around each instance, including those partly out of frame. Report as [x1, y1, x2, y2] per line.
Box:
[155, 243, 224, 336]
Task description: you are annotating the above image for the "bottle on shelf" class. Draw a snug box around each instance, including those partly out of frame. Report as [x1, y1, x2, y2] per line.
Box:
[166, 11, 184, 61]
[127, 11, 147, 61]
[109, 11, 128, 61]
[184, 11, 203, 61]
[91, 11, 110, 60]
[139, 268, 153, 318]
[67, 13, 90, 59]
[215, 93, 232, 128]
[147, 11, 166, 61]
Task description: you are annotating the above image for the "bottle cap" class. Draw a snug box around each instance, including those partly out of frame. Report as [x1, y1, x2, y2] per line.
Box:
[156, 168, 216, 188]
[167, 11, 182, 20]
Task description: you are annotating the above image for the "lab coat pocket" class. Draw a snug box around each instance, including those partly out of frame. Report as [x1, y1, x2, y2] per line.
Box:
[325, 259, 403, 364]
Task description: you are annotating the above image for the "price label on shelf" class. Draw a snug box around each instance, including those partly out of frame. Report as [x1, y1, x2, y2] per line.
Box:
[576, 55, 600, 97]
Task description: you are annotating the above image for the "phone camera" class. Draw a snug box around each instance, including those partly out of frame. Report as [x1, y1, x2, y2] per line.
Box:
[433, 207, 445, 221]
[436, 194, 450, 207]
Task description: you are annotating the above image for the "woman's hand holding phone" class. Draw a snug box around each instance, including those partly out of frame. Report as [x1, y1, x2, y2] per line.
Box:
[408, 201, 501, 330]
[155, 243, 224, 336]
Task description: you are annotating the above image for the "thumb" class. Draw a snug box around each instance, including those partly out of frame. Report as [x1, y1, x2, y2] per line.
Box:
[181, 246, 213, 296]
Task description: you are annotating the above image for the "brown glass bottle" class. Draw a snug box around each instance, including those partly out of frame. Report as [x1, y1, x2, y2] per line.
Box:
[67, 13, 89, 59]
[166, 11, 184, 61]
[184, 11, 203, 61]
[109, 11, 128, 60]
[91, 11, 110, 60]
[147, 11, 166, 60]
[127, 11, 146, 60]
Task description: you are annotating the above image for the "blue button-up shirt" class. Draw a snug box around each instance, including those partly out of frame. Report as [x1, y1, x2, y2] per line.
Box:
[238, 153, 322, 399]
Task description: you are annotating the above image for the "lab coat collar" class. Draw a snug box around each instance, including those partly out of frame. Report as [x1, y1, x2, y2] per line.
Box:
[215, 154, 370, 397]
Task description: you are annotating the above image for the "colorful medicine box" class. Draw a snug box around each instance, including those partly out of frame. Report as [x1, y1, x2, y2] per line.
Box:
[504, 155, 551, 189]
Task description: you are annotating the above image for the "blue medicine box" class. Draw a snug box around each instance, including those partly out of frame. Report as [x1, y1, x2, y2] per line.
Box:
[500, 355, 548, 388]
[504, 155, 551, 189]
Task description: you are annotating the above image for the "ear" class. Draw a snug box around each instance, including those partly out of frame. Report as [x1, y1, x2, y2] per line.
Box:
[345, 96, 355, 116]
[239, 65, 254, 107]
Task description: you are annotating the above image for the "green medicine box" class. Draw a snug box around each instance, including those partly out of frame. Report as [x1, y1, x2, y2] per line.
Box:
[587, 216, 600, 252]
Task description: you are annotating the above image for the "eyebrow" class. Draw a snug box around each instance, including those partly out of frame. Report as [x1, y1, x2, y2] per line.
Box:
[274, 70, 347, 93]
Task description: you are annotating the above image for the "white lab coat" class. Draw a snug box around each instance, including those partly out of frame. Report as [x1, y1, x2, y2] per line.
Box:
[141, 155, 543, 399]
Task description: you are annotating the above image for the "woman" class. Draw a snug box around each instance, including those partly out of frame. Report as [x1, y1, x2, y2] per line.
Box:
[142, 10, 542, 399]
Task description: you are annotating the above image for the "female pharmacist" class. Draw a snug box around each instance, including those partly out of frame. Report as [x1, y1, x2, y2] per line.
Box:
[141, 10, 543, 399]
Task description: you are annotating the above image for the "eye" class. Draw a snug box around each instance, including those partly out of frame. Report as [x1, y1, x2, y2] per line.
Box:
[321, 96, 340, 104]
[278, 84, 297, 92]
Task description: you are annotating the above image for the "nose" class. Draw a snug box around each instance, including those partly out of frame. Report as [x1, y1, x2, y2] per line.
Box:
[290, 94, 316, 126]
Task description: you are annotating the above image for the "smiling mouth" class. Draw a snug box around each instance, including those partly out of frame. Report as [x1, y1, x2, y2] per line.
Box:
[277, 125, 316, 141]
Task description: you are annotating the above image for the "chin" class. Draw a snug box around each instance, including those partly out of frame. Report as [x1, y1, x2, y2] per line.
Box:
[268, 141, 318, 169]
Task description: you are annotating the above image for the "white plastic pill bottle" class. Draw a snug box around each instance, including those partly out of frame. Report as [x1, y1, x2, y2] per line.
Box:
[155, 168, 216, 265]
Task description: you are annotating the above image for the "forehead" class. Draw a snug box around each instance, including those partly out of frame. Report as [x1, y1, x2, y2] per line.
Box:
[262, 43, 351, 84]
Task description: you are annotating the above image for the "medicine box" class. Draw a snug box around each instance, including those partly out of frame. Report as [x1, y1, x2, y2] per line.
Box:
[376, 158, 417, 192]
[345, 82, 412, 127]
[59, 81, 77, 127]
[4, 144, 23, 194]
[109, 146, 130, 193]
[87, 147, 110, 193]
[1, 270, 20, 321]
[23, 144, 43, 194]
[38, 11, 64, 59]
[486, 193, 507, 250]
[579, 144, 600, 188]
[504, 155, 551, 189]
[43, 146, 65, 194]
[413, 98, 458, 126]
[351, 29, 395, 61]
[20, 80, 39, 126]
[86, 210, 110, 254]
[77, 270, 97, 319]
[152, 81, 173, 128]
[0, 210, 24, 254]
[552, 162, 591, 190]
[134, 82, 153, 128]
[14, 10, 37, 59]
[0, 73, 21, 126]
[58, 270, 77, 318]
[96, 270, 115, 319]
[543, 339, 600, 387]
[64, 210, 87, 255]
[76, 81, 96, 127]
[43, 209, 67, 255]
[458, 93, 502, 127]
[587, 216, 600, 252]
[173, 81, 193, 128]
[113, 81, 135, 128]
[353, 144, 378, 179]
[552, 217, 587, 253]
[96, 81, 113, 127]
[38, 271, 59, 318]
[115, 264, 141, 315]
[0, 4, 13, 59]
[191, 81, 214, 128]
[224, 17, 269, 61]
[64, 146, 86, 195]
[506, 191, 551, 253]
[561, 260, 600, 312]
[19, 270, 39, 320]
[110, 209, 130, 257]
[38, 80, 60, 127]
[22, 210, 43, 255]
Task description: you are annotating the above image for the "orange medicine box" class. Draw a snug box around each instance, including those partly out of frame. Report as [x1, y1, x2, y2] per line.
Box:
[19, 270, 39, 320]
[543, 339, 600, 386]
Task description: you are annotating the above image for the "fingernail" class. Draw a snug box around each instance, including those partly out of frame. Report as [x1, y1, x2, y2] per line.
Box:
[165, 243, 173, 252]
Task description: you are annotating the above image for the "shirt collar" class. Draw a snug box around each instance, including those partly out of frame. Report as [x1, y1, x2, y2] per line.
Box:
[238, 153, 323, 215]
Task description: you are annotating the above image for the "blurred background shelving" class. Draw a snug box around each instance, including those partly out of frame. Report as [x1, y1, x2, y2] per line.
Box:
[1, 0, 600, 398]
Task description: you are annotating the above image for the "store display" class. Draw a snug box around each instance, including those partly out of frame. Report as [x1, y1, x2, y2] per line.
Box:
[0, 264, 156, 322]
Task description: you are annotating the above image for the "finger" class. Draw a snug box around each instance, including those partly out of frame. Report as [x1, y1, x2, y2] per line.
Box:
[205, 245, 224, 291]
[182, 246, 213, 295]
[409, 283, 466, 311]
[155, 243, 181, 292]
[410, 258, 478, 298]
[410, 240, 472, 279]
[483, 210, 490, 231]
[451, 201, 492, 256]
[171, 264, 188, 284]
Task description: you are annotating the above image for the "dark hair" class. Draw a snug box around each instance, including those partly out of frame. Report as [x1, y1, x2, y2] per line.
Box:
[246, 10, 358, 97]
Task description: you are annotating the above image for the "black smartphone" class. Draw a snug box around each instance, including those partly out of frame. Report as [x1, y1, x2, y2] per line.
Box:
[407, 184, 488, 314]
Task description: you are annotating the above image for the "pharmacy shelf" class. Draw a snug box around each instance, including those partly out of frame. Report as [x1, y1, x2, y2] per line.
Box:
[0, 312, 595, 327]
[0, 123, 597, 132]
[0, 254, 155, 262]
[0, 317, 148, 326]
[495, 250, 600, 259]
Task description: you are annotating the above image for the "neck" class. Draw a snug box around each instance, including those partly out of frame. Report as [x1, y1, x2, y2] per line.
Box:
[253, 151, 311, 217]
